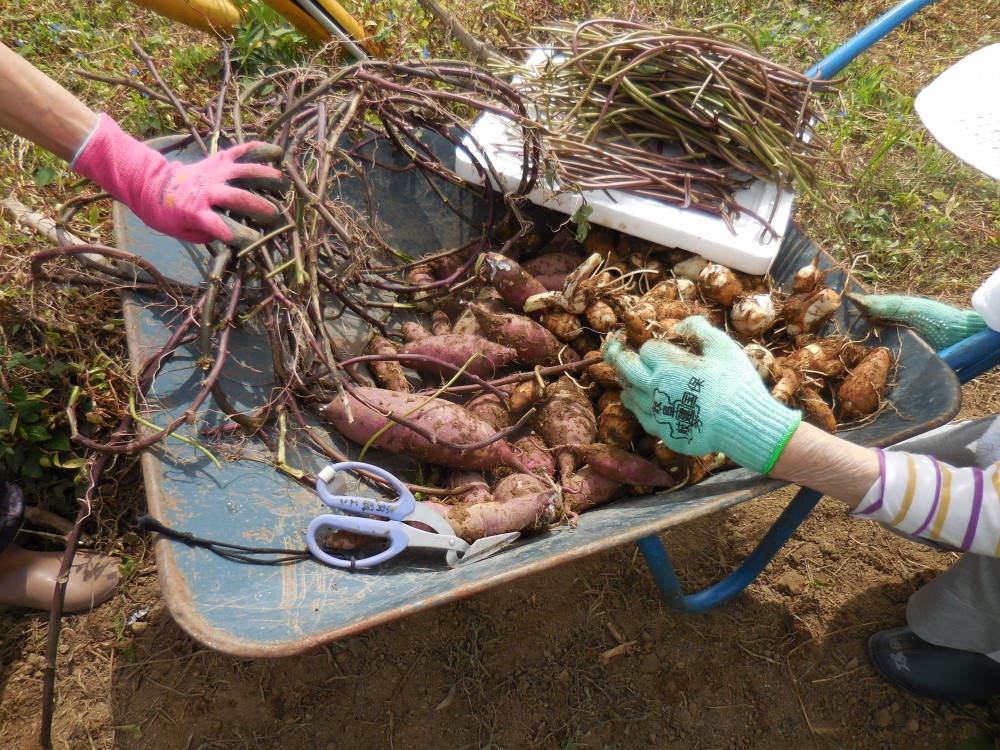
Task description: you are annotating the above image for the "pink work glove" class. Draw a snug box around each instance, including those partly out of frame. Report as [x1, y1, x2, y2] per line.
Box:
[72, 114, 287, 248]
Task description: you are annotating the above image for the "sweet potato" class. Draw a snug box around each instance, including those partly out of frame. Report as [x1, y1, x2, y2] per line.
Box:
[407, 265, 435, 288]
[561, 466, 628, 513]
[366, 335, 411, 393]
[536, 376, 598, 479]
[321, 387, 523, 472]
[446, 471, 492, 506]
[401, 321, 431, 343]
[430, 309, 452, 336]
[464, 391, 511, 432]
[512, 435, 556, 478]
[471, 304, 570, 366]
[837, 346, 893, 421]
[481, 252, 548, 312]
[450, 308, 481, 336]
[573, 443, 677, 488]
[523, 252, 584, 279]
[399, 334, 517, 378]
[424, 474, 560, 540]
[534, 273, 569, 292]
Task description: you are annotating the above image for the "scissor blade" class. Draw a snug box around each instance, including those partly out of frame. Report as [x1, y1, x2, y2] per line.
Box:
[455, 532, 520, 566]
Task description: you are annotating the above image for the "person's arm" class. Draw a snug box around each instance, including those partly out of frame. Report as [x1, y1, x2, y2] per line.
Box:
[0, 42, 97, 160]
[602, 318, 1000, 557]
[0, 42, 289, 249]
[768, 422, 879, 507]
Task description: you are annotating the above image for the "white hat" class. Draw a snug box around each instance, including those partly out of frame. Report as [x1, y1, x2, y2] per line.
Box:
[915, 43, 1000, 180]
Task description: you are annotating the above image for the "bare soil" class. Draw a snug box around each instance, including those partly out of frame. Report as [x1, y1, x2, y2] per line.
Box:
[1, 376, 998, 749]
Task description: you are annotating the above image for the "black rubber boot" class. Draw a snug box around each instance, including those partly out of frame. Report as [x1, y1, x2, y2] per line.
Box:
[868, 626, 1000, 702]
[0, 474, 26, 553]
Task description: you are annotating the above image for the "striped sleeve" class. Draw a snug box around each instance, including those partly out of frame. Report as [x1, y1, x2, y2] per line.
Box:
[851, 449, 1000, 557]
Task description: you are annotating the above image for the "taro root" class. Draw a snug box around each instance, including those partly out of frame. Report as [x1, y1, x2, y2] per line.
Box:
[672, 254, 710, 281]
[770, 368, 802, 406]
[730, 292, 777, 337]
[791, 252, 827, 294]
[783, 287, 841, 337]
[596, 391, 641, 450]
[510, 379, 544, 413]
[653, 443, 726, 486]
[837, 347, 893, 421]
[540, 310, 582, 341]
[697, 263, 743, 307]
[581, 225, 619, 259]
[782, 337, 863, 379]
[744, 343, 780, 383]
[800, 385, 838, 434]
[585, 300, 617, 333]
[583, 351, 620, 389]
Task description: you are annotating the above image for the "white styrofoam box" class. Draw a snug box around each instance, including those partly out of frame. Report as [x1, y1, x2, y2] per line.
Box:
[455, 109, 795, 275]
[456, 46, 797, 275]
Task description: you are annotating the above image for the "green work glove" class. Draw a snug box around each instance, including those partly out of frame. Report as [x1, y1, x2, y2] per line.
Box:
[848, 293, 986, 351]
[602, 316, 802, 475]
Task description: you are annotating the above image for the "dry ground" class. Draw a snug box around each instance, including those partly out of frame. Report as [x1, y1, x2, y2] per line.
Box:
[2, 0, 1000, 748]
[1, 381, 998, 749]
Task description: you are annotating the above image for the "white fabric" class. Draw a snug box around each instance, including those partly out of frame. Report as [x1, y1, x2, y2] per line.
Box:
[971, 268, 1000, 332]
[915, 44, 1000, 180]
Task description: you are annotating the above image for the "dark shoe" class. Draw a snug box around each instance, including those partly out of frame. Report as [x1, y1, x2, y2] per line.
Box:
[868, 626, 1000, 702]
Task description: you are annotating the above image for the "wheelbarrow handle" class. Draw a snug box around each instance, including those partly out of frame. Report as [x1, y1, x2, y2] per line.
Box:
[806, 0, 941, 79]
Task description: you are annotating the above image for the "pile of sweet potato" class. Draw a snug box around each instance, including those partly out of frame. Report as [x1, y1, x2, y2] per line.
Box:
[320, 222, 894, 544]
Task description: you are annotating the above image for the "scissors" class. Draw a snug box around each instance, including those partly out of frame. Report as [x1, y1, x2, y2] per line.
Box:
[306, 461, 520, 569]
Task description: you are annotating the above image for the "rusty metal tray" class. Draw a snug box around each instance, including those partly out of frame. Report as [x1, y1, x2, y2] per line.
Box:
[117, 139, 961, 657]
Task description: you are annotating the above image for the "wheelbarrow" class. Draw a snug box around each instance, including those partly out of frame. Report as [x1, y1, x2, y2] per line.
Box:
[116, 0, 967, 656]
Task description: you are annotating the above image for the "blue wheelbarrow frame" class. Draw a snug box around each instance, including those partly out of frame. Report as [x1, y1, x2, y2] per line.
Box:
[116, 0, 976, 655]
